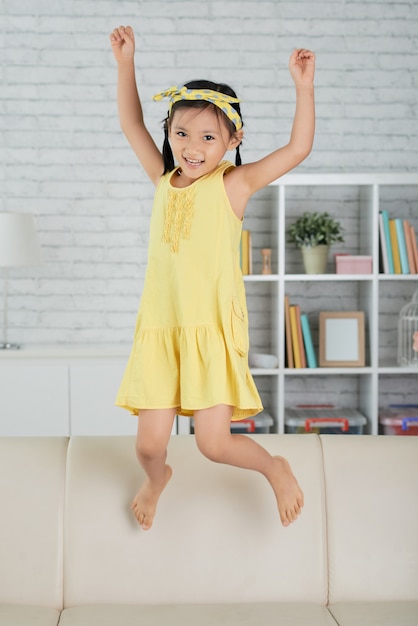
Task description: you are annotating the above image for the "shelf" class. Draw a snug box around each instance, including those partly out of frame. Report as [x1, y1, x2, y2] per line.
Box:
[379, 365, 418, 374]
[271, 172, 418, 187]
[284, 367, 373, 375]
[285, 274, 374, 282]
[378, 274, 418, 281]
[244, 274, 279, 282]
[250, 368, 279, 376]
[0, 345, 131, 361]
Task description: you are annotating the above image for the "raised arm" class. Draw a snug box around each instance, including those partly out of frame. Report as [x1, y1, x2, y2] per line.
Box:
[110, 26, 164, 185]
[227, 49, 315, 208]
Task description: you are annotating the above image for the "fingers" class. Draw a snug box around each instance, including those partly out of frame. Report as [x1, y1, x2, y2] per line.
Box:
[109, 25, 134, 44]
[293, 48, 315, 61]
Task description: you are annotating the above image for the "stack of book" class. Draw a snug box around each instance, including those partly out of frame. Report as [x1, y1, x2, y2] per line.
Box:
[284, 296, 317, 368]
[379, 211, 418, 274]
[240, 229, 252, 275]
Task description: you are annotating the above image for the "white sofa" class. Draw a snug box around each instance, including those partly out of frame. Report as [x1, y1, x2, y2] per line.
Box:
[1, 434, 417, 626]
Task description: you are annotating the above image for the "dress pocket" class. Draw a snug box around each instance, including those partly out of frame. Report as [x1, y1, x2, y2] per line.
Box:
[231, 297, 249, 357]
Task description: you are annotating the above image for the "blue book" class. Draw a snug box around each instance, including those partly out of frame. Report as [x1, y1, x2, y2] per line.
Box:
[380, 210, 394, 274]
[395, 218, 410, 274]
[301, 314, 317, 368]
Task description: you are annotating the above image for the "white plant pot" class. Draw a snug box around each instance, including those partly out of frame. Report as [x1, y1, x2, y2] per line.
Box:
[301, 244, 329, 274]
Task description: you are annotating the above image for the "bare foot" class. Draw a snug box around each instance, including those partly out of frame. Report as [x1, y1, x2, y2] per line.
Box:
[269, 456, 304, 527]
[130, 465, 172, 530]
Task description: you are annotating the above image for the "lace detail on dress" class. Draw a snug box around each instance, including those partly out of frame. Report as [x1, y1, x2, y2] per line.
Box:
[163, 186, 195, 252]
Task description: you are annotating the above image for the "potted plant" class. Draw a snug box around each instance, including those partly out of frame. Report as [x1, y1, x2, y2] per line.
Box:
[287, 211, 344, 274]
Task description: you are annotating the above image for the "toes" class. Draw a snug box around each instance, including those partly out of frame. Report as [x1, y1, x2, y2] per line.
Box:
[280, 504, 302, 526]
[282, 513, 293, 526]
[138, 509, 152, 530]
[130, 495, 154, 529]
[141, 518, 152, 531]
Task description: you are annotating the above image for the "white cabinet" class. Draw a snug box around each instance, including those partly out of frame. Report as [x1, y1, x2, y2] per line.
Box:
[0, 362, 69, 436]
[0, 349, 135, 437]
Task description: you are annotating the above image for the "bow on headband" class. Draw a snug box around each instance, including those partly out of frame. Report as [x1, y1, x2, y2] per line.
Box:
[153, 85, 243, 130]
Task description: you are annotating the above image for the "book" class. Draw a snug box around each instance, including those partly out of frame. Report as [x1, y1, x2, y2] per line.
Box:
[395, 218, 410, 274]
[379, 210, 394, 273]
[378, 212, 389, 273]
[289, 305, 302, 368]
[284, 296, 294, 368]
[295, 305, 306, 368]
[389, 219, 401, 274]
[410, 224, 418, 274]
[301, 313, 317, 368]
[404, 220, 416, 274]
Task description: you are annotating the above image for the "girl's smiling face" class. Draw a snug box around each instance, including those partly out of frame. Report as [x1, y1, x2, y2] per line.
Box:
[168, 106, 242, 184]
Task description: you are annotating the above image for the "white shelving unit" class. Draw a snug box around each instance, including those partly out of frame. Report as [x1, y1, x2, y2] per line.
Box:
[244, 172, 418, 435]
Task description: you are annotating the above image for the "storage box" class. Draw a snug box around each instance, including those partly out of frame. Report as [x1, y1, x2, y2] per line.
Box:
[285, 407, 367, 434]
[379, 405, 418, 436]
[335, 254, 373, 274]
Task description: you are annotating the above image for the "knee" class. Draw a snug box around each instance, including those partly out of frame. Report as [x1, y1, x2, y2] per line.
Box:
[195, 431, 228, 464]
[135, 436, 167, 462]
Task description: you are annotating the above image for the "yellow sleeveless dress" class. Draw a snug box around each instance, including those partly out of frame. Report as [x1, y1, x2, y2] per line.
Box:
[115, 160, 263, 421]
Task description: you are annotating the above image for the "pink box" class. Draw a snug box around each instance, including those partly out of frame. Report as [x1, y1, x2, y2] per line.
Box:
[335, 255, 372, 274]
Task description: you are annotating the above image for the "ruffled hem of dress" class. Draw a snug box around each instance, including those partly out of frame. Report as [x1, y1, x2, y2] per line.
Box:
[115, 324, 263, 421]
[115, 400, 262, 421]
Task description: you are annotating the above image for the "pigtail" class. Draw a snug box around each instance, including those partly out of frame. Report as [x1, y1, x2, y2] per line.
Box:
[234, 99, 243, 166]
[162, 118, 174, 175]
[235, 145, 242, 167]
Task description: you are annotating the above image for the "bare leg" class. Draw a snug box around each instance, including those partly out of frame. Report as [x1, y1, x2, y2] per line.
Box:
[131, 408, 176, 530]
[194, 405, 304, 527]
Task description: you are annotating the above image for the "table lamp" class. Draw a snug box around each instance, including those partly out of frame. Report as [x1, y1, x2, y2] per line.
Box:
[0, 213, 43, 349]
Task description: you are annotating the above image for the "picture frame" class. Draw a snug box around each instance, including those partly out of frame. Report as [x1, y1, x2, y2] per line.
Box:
[319, 311, 365, 367]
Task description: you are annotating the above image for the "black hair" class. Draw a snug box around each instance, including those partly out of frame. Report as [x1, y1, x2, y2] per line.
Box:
[161, 79, 243, 175]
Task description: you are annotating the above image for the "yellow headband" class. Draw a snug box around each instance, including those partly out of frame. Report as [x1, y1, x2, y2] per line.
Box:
[153, 85, 243, 130]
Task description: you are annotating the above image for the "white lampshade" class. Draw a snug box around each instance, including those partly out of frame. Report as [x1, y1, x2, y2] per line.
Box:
[0, 212, 43, 267]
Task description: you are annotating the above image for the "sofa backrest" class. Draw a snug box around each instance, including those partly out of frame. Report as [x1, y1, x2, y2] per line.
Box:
[63, 434, 328, 606]
[0, 437, 68, 609]
[322, 435, 418, 603]
[3, 434, 415, 610]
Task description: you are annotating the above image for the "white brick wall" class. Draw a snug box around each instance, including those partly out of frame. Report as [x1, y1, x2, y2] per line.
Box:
[1, 0, 417, 350]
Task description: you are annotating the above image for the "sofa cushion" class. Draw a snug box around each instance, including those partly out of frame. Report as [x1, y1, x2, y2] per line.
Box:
[321, 435, 418, 603]
[59, 603, 338, 626]
[64, 434, 328, 605]
[0, 438, 68, 608]
[0, 605, 60, 626]
[328, 601, 418, 625]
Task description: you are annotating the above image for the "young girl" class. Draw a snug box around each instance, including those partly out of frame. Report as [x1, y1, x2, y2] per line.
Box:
[110, 25, 315, 531]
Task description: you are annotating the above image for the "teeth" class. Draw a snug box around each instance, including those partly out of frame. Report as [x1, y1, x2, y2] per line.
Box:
[186, 158, 202, 164]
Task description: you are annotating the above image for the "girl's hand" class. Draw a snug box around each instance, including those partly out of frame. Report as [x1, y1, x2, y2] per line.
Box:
[289, 49, 315, 86]
[110, 25, 135, 63]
